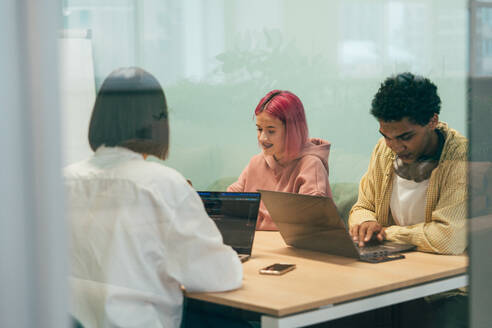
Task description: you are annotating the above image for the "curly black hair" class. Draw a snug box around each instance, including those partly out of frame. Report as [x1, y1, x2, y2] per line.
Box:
[370, 72, 441, 125]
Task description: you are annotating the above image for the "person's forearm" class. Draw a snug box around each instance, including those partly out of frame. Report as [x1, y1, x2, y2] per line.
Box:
[348, 208, 377, 227]
[385, 222, 466, 254]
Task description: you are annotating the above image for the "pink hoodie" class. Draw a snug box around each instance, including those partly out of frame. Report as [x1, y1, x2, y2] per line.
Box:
[228, 138, 332, 230]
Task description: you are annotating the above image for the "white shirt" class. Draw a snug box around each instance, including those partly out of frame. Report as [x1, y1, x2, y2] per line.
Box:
[390, 174, 429, 226]
[65, 146, 242, 328]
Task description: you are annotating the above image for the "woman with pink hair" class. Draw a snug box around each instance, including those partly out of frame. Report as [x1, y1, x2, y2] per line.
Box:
[228, 90, 333, 230]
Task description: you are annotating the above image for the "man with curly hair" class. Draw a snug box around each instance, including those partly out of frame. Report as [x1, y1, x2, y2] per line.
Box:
[348, 72, 468, 327]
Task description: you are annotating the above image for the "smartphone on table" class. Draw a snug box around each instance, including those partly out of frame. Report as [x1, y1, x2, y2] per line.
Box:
[259, 263, 296, 275]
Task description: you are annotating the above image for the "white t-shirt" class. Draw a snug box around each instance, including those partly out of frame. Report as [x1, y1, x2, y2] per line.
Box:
[65, 146, 242, 328]
[390, 174, 429, 226]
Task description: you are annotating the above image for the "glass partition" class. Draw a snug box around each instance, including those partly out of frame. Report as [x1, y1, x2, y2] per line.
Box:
[56, 1, 492, 327]
[469, 1, 492, 326]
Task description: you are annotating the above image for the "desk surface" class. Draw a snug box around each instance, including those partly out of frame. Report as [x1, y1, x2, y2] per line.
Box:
[187, 231, 468, 317]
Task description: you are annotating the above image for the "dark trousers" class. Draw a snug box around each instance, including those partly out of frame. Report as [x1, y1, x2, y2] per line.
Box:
[308, 293, 468, 328]
[182, 298, 257, 328]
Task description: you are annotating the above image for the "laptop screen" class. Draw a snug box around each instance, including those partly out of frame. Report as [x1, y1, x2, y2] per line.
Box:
[197, 191, 260, 255]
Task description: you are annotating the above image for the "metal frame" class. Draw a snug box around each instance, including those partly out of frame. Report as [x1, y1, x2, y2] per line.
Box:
[261, 274, 468, 328]
[468, 3, 492, 328]
[469, 0, 492, 76]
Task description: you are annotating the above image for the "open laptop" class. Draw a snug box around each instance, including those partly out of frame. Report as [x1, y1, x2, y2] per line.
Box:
[198, 191, 260, 262]
[259, 190, 416, 263]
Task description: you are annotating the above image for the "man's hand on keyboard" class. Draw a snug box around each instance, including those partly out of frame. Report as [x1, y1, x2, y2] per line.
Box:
[350, 221, 386, 247]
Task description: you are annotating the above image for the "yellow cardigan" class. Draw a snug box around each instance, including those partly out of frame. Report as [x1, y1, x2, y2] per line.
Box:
[349, 122, 468, 255]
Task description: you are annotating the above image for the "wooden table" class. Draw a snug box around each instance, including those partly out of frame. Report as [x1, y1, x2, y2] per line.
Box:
[187, 231, 468, 327]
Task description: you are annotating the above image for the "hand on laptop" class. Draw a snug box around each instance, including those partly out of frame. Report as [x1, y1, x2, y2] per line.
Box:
[350, 221, 386, 247]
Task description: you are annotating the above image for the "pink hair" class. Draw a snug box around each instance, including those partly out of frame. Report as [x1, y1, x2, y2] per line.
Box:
[255, 90, 309, 160]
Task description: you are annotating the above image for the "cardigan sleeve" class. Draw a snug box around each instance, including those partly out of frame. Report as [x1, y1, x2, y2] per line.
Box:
[348, 142, 383, 226]
[385, 158, 467, 255]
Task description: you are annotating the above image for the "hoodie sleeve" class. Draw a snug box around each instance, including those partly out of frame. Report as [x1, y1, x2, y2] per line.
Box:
[296, 156, 333, 198]
[227, 163, 248, 192]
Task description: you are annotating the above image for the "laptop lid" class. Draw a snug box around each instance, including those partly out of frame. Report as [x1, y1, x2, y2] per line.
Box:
[259, 190, 415, 260]
[198, 191, 260, 257]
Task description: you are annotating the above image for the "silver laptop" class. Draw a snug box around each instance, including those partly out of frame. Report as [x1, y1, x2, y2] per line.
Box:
[259, 190, 415, 262]
[198, 191, 260, 262]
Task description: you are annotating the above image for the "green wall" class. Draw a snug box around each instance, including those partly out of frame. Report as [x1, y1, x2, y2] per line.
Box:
[62, 0, 468, 190]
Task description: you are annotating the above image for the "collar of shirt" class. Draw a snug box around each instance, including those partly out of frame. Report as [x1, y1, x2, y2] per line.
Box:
[94, 145, 143, 162]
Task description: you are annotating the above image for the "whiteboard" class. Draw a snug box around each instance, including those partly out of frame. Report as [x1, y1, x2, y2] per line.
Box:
[59, 31, 96, 166]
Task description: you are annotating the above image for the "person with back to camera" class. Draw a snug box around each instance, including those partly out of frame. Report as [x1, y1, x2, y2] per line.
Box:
[65, 67, 243, 328]
[228, 90, 333, 230]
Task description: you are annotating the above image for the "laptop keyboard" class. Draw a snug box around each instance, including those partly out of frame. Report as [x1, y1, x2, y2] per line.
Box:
[358, 245, 382, 252]
[355, 242, 388, 257]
